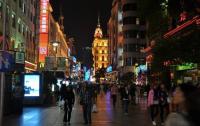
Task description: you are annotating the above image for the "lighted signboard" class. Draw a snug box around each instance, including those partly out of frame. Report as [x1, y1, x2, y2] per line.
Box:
[39, 0, 49, 63]
[176, 63, 197, 71]
[24, 74, 40, 97]
[106, 66, 112, 73]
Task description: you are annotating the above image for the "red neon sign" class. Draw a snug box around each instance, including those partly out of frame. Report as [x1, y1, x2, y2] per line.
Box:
[39, 0, 49, 62]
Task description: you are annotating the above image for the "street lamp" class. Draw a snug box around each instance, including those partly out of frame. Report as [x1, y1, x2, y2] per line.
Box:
[51, 41, 60, 76]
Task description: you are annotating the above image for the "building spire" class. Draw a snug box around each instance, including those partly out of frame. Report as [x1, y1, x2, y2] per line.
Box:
[97, 14, 100, 27]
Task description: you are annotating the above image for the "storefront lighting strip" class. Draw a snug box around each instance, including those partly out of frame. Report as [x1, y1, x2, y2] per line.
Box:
[25, 61, 37, 67]
[25, 67, 36, 71]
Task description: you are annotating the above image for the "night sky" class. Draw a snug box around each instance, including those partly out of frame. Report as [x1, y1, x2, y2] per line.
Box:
[50, 0, 113, 68]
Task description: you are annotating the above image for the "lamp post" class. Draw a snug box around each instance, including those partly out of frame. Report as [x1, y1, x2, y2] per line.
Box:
[51, 41, 60, 77]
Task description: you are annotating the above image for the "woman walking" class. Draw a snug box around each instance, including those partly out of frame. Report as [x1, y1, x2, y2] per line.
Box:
[80, 84, 93, 124]
[165, 83, 200, 126]
[148, 84, 159, 126]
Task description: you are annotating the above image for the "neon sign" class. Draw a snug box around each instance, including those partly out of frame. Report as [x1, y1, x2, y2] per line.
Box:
[39, 0, 49, 63]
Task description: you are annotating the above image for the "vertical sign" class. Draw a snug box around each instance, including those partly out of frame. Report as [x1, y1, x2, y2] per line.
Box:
[39, 0, 49, 63]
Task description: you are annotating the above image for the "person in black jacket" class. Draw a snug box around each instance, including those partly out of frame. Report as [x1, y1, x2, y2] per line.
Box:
[63, 86, 75, 125]
[121, 85, 130, 115]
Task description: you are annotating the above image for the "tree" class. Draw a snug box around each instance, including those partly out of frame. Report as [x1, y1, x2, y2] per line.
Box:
[120, 72, 134, 84]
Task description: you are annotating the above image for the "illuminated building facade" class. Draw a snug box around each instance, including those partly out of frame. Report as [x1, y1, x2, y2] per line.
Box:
[108, 0, 123, 71]
[108, 0, 147, 74]
[0, 0, 37, 72]
[92, 18, 109, 72]
[38, 0, 70, 75]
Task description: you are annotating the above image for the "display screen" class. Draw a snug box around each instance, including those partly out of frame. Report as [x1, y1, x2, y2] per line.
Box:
[24, 74, 40, 97]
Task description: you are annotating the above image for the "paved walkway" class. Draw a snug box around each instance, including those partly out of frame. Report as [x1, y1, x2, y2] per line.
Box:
[3, 93, 152, 126]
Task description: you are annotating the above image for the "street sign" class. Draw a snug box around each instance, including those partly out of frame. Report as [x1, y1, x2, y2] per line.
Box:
[0, 51, 14, 72]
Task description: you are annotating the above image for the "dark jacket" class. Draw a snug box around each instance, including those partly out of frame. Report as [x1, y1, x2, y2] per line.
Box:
[63, 90, 75, 105]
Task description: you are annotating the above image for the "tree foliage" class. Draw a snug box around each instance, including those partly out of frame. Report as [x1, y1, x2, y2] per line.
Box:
[120, 72, 134, 84]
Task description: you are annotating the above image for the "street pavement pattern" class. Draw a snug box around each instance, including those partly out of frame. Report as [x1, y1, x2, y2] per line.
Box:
[3, 93, 151, 126]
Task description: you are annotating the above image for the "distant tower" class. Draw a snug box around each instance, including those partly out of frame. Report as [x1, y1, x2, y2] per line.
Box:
[94, 15, 103, 38]
[59, 3, 64, 32]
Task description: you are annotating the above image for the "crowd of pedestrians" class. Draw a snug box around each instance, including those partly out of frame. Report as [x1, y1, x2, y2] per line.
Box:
[147, 81, 200, 126]
[56, 80, 200, 126]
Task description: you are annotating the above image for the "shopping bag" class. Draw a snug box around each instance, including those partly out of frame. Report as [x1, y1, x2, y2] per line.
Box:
[92, 104, 98, 113]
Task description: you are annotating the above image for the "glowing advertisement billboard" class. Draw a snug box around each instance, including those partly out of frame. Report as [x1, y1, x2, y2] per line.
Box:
[39, 0, 49, 63]
[24, 74, 40, 97]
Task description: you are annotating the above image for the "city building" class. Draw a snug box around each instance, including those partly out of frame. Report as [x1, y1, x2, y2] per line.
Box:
[107, 0, 147, 79]
[0, 0, 37, 72]
[38, 0, 70, 76]
[0, 0, 38, 115]
[121, 0, 146, 73]
[92, 17, 109, 73]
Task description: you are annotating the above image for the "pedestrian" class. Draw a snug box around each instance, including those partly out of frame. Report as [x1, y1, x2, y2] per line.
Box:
[158, 84, 169, 125]
[147, 84, 159, 126]
[121, 85, 130, 115]
[92, 85, 98, 113]
[12, 82, 24, 114]
[63, 86, 75, 125]
[80, 83, 93, 124]
[110, 84, 118, 108]
[130, 83, 136, 105]
[165, 83, 200, 126]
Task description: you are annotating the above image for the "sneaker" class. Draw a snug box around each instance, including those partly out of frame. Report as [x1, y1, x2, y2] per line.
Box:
[152, 121, 156, 126]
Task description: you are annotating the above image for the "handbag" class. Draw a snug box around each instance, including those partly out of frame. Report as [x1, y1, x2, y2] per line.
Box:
[92, 104, 98, 113]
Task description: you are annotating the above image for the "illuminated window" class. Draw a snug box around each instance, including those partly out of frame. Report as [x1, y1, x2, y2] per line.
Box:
[99, 57, 102, 61]
[18, 19, 21, 33]
[136, 18, 140, 25]
[99, 50, 102, 54]
[12, 13, 16, 28]
[105, 57, 107, 61]
[23, 3, 26, 14]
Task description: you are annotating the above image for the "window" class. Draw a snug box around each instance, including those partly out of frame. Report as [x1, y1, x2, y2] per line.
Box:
[140, 31, 146, 39]
[19, 0, 22, 8]
[123, 17, 136, 25]
[123, 3, 137, 11]
[102, 56, 104, 61]
[23, 3, 26, 14]
[136, 18, 140, 25]
[18, 19, 21, 33]
[124, 30, 138, 38]
[12, 13, 16, 28]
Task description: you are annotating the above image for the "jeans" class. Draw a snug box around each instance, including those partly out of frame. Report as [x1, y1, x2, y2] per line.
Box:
[123, 100, 129, 113]
[63, 102, 72, 122]
[83, 104, 92, 123]
[150, 104, 159, 121]
[112, 95, 117, 107]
